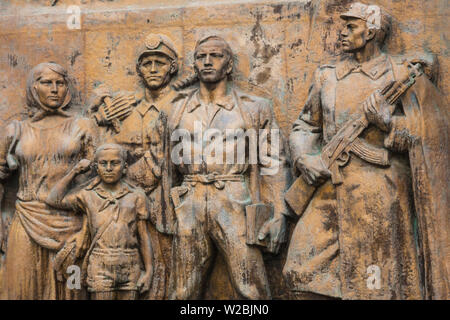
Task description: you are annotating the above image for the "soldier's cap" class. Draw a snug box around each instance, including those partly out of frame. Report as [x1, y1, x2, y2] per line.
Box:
[340, 2, 383, 30]
[137, 34, 178, 62]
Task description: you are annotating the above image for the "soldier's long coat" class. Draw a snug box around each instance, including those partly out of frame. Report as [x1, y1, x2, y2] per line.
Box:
[284, 54, 448, 299]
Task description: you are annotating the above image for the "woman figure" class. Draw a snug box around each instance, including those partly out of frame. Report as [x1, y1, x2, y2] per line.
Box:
[0, 62, 98, 299]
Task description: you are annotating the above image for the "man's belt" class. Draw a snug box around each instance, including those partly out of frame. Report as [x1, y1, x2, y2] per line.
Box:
[184, 173, 244, 189]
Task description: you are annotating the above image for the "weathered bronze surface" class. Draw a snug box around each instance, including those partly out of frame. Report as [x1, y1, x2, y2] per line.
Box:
[0, 0, 448, 300]
[284, 2, 448, 300]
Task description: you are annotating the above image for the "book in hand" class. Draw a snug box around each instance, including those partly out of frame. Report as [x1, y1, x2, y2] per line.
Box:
[245, 203, 273, 248]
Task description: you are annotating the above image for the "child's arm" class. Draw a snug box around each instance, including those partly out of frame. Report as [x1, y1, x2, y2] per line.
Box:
[137, 219, 153, 293]
[46, 159, 91, 209]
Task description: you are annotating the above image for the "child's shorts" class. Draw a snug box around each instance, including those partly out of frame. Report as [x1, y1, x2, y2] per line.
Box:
[87, 247, 142, 292]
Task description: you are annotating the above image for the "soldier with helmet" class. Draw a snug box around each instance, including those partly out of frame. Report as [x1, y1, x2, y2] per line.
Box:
[89, 33, 184, 299]
[91, 33, 180, 167]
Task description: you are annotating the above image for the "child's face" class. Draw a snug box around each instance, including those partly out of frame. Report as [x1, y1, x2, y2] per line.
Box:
[96, 149, 125, 184]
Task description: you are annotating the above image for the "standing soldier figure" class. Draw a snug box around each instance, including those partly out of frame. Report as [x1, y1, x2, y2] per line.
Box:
[167, 35, 290, 299]
[90, 34, 183, 299]
[284, 3, 448, 299]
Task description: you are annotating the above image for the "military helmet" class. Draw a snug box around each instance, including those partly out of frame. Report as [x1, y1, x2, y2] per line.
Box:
[137, 33, 178, 62]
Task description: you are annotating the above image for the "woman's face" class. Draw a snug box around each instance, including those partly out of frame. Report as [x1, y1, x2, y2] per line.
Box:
[34, 68, 68, 109]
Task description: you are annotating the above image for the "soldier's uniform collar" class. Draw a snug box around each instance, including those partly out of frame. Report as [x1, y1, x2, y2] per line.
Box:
[135, 85, 177, 115]
[336, 53, 390, 80]
[187, 89, 236, 113]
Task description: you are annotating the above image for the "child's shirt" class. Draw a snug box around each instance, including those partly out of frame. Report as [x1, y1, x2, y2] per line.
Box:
[58, 178, 150, 250]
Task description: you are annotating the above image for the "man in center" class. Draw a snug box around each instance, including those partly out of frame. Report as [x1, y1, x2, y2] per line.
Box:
[167, 35, 290, 299]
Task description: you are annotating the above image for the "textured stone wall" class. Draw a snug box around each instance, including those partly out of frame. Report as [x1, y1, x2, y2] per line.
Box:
[0, 0, 448, 299]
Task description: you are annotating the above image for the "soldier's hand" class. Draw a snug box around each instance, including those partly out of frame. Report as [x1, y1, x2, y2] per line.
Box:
[296, 154, 331, 186]
[258, 215, 287, 254]
[363, 90, 392, 132]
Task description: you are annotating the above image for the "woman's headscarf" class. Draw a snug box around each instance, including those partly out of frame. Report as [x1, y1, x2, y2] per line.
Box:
[26, 62, 75, 121]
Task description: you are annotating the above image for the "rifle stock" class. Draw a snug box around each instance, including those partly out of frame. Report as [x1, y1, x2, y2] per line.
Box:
[284, 177, 316, 217]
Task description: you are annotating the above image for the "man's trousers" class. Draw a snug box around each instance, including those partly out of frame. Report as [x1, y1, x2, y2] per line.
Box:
[168, 178, 271, 300]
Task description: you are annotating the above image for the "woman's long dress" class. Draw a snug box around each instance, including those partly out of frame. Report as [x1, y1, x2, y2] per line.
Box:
[0, 116, 97, 299]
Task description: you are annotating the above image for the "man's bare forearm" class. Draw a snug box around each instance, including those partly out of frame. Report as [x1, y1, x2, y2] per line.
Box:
[138, 220, 153, 275]
[46, 169, 77, 208]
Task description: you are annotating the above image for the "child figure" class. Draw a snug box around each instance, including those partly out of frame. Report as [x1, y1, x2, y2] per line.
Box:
[46, 143, 153, 300]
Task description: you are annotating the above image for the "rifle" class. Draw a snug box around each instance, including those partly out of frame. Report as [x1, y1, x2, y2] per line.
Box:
[285, 62, 422, 217]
